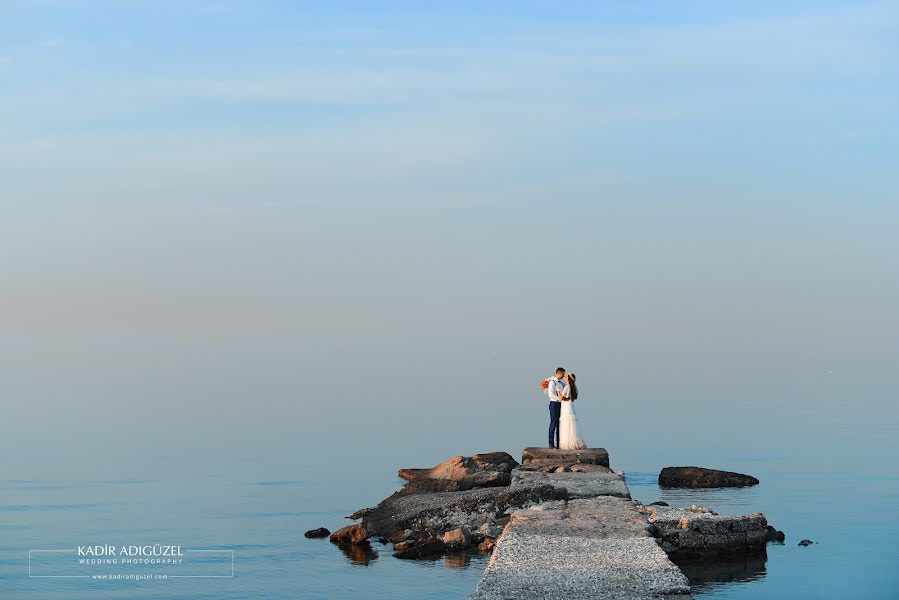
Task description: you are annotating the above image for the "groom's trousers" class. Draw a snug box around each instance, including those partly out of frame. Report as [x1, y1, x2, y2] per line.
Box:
[548, 401, 561, 448]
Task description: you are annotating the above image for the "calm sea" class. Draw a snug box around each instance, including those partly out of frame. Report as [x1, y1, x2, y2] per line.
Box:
[3, 374, 898, 599]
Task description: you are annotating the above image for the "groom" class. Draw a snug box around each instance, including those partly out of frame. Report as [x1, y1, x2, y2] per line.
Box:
[547, 367, 565, 448]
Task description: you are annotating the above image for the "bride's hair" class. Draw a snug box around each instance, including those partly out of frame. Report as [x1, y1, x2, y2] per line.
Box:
[567, 373, 578, 400]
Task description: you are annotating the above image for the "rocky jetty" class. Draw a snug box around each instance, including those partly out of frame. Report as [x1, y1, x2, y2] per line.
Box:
[318, 447, 783, 598]
[335, 451, 554, 558]
[659, 466, 759, 488]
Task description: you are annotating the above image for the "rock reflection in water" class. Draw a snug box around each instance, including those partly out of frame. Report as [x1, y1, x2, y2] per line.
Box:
[336, 541, 378, 566]
[444, 551, 476, 569]
[671, 549, 767, 591]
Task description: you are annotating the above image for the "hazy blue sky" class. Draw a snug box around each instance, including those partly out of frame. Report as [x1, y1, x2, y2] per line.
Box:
[2, 1, 897, 477]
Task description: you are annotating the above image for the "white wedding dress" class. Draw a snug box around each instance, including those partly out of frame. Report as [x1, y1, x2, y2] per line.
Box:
[559, 383, 587, 450]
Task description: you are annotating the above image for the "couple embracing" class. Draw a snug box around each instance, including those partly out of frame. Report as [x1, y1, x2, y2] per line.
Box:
[543, 367, 587, 450]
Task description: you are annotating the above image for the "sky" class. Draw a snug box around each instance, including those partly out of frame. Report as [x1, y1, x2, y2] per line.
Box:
[1, 1, 898, 476]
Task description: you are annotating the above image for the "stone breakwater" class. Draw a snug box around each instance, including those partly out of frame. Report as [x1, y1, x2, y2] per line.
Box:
[323, 448, 782, 599]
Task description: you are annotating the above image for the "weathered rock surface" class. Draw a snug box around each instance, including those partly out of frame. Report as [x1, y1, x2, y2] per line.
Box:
[393, 532, 446, 559]
[399, 471, 512, 495]
[329, 523, 370, 545]
[766, 525, 785, 542]
[304, 527, 330, 538]
[362, 484, 558, 540]
[397, 468, 429, 481]
[398, 452, 519, 482]
[642, 505, 777, 557]
[511, 469, 631, 499]
[346, 507, 374, 520]
[521, 447, 610, 469]
[471, 497, 691, 600]
[472, 452, 520, 473]
[475, 519, 505, 540]
[658, 467, 759, 488]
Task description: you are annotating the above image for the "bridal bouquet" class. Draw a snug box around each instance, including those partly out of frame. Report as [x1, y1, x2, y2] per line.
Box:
[539, 377, 551, 391]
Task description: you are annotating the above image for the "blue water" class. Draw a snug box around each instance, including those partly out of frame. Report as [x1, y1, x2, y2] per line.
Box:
[3, 447, 898, 599]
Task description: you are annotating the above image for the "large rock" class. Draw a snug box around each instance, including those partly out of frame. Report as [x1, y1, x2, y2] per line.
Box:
[443, 527, 472, 549]
[304, 527, 330, 538]
[362, 484, 558, 539]
[398, 452, 519, 482]
[659, 467, 759, 488]
[329, 523, 370, 545]
[400, 471, 512, 495]
[471, 452, 519, 473]
[397, 468, 429, 481]
[427, 455, 479, 480]
[642, 504, 776, 557]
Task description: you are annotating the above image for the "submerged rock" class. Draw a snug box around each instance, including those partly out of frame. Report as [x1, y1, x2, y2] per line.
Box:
[659, 466, 759, 488]
[798, 539, 814, 546]
[304, 527, 330, 538]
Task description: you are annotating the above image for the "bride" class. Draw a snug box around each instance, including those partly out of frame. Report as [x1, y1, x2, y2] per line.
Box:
[559, 372, 587, 450]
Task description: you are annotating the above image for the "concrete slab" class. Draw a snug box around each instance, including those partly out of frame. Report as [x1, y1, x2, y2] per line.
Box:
[470, 497, 691, 600]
